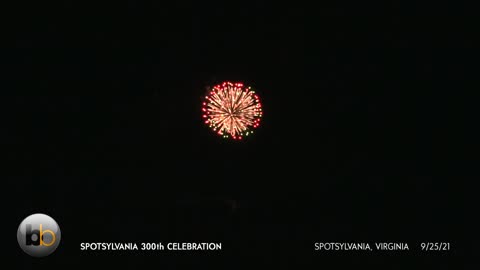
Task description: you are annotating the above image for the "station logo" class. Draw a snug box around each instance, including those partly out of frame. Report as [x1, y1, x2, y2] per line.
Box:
[17, 213, 61, 257]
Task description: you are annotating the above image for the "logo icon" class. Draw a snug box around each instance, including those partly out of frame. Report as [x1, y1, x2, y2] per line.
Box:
[17, 213, 61, 257]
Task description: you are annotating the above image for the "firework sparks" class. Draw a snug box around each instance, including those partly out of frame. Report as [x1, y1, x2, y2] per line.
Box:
[202, 81, 263, 140]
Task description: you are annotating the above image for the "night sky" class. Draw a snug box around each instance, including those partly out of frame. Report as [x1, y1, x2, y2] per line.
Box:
[5, 1, 471, 269]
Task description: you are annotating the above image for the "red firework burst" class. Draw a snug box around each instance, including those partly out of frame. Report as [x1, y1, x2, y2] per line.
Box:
[202, 81, 263, 140]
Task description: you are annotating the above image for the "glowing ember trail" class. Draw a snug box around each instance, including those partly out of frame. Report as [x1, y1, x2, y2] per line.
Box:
[202, 81, 263, 140]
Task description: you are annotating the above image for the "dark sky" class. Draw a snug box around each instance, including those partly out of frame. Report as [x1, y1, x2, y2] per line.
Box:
[4, 1, 472, 269]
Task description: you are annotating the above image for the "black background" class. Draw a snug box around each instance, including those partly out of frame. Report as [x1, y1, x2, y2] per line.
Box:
[4, 1, 472, 269]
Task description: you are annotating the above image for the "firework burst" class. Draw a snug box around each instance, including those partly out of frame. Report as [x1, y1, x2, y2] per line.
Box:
[202, 81, 263, 140]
